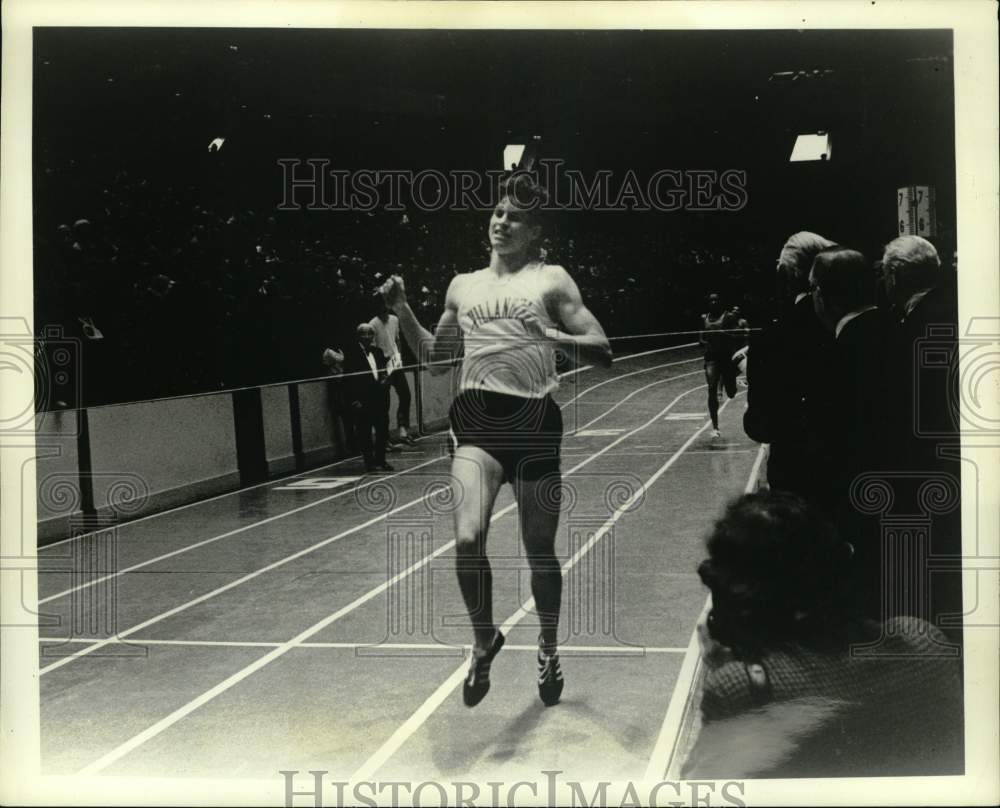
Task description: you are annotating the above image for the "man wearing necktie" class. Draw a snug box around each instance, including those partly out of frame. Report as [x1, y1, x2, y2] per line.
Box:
[343, 322, 392, 472]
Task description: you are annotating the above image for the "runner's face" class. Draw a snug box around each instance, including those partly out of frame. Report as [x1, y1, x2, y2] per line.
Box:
[489, 197, 540, 255]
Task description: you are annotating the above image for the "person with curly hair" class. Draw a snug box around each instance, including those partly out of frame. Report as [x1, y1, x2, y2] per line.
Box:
[682, 490, 963, 779]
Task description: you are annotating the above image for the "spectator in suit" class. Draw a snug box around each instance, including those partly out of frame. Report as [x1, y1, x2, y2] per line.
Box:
[808, 249, 888, 485]
[882, 235, 960, 466]
[881, 235, 962, 641]
[343, 323, 393, 473]
[808, 247, 890, 617]
[743, 232, 837, 507]
[682, 491, 963, 779]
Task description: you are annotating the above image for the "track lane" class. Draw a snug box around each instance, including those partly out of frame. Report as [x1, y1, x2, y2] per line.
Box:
[69, 376, 721, 776]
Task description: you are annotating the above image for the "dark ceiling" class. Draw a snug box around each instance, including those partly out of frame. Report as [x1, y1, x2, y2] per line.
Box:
[34, 27, 953, 145]
[33, 27, 956, 251]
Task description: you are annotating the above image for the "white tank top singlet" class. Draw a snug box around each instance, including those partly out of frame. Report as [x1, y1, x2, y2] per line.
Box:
[456, 262, 560, 398]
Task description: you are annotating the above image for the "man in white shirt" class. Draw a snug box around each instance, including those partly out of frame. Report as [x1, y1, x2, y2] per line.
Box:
[369, 304, 414, 444]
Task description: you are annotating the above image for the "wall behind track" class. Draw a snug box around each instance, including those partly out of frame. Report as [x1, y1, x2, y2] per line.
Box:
[35, 368, 426, 545]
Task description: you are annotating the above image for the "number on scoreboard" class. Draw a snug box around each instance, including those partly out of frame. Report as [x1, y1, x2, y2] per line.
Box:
[896, 186, 937, 237]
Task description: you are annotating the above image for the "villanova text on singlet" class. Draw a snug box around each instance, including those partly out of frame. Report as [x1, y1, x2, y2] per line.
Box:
[456, 263, 560, 399]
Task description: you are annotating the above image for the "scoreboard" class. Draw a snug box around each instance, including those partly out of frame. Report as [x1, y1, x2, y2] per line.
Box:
[897, 185, 937, 237]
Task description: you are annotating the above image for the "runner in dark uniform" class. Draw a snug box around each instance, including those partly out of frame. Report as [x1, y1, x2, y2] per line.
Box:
[700, 293, 741, 438]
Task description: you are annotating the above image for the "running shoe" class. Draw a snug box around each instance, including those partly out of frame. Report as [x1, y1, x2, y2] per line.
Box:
[711, 428, 721, 439]
[537, 649, 564, 706]
[463, 630, 505, 707]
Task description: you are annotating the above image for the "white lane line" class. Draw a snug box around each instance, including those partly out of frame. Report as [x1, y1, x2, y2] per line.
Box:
[562, 452, 690, 458]
[76, 536, 464, 776]
[39, 636, 685, 654]
[39, 479, 453, 677]
[349, 391, 726, 784]
[40, 358, 697, 604]
[561, 340, 697, 386]
[38, 430, 445, 551]
[683, 448, 758, 455]
[47, 367, 699, 678]
[325, 644, 687, 654]
[559, 355, 701, 410]
[611, 343, 699, 361]
[484, 645, 687, 654]
[568, 370, 702, 435]
[41, 637, 279, 647]
[75, 383, 708, 776]
[40, 344, 695, 551]
[643, 604, 711, 783]
[37, 457, 446, 606]
[647, 440, 766, 782]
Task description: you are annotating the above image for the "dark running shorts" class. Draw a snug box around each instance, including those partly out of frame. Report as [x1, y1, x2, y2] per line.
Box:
[705, 358, 739, 396]
[448, 389, 562, 482]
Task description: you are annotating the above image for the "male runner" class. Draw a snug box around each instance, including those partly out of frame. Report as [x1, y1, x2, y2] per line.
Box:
[380, 175, 611, 707]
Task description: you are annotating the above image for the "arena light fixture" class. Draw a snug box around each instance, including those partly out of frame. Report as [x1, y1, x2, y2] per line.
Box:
[789, 132, 832, 162]
[503, 144, 526, 170]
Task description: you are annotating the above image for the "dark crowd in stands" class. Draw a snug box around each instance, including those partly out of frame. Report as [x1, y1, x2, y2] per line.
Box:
[33, 160, 774, 408]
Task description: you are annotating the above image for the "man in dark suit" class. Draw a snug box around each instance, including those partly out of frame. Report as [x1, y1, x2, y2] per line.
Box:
[809, 248, 890, 617]
[743, 231, 837, 507]
[882, 236, 961, 471]
[809, 247, 890, 499]
[342, 322, 393, 473]
[881, 236, 962, 641]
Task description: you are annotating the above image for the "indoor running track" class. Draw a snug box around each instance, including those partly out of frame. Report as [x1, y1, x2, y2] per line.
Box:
[35, 344, 765, 784]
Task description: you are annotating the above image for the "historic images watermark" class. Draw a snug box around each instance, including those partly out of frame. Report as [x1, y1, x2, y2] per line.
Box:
[280, 769, 748, 808]
[276, 160, 748, 214]
[1, 315, 151, 655]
